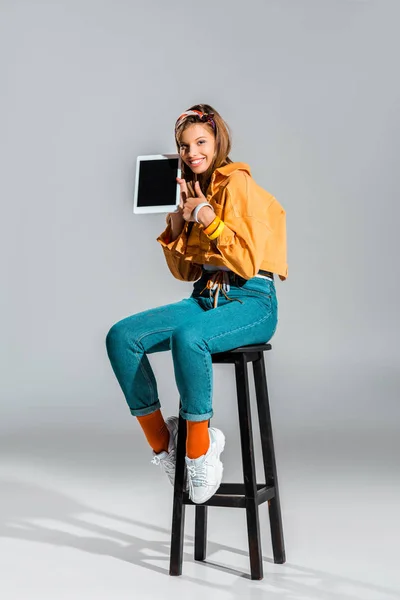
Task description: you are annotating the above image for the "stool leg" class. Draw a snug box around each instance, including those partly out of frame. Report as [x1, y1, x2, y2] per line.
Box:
[194, 506, 208, 561]
[253, 353, 286, 564]
[235, 354, 263, 580]
[169, 414, 187, 576]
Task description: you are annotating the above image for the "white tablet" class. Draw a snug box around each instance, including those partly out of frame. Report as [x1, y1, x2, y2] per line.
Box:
[133, 154, 182, 214]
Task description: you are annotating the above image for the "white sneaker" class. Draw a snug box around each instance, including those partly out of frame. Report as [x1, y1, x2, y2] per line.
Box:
[185, 427, 225, 504]
[151, 416, 188, 490]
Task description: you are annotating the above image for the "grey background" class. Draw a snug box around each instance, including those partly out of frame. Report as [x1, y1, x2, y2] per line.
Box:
[1, 1, 399, 596]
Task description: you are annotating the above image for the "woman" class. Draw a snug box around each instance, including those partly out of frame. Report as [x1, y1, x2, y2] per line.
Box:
[106, 103, 288, 504]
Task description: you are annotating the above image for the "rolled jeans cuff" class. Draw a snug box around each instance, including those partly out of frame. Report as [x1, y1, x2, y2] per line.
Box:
[130, 400, 161, 417]
[179, 407, 214, 422]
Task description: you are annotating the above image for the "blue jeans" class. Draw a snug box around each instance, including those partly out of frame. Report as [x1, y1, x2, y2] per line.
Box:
[105, 270, 278, 422]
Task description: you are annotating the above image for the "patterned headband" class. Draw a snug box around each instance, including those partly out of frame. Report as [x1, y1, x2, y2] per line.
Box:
[175, 109, 216, 133]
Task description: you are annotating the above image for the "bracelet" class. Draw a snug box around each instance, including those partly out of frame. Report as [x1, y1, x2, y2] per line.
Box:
[207, 220, 225, 240]
[192, 202, 215, 224]
[203, 215, 220, 235]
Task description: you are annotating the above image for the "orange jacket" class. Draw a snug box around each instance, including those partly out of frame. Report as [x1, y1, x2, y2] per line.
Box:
[156, 162, 288, 282]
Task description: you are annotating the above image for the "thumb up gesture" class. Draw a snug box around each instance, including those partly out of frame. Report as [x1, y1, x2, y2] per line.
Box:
[176, 178, 208, 223]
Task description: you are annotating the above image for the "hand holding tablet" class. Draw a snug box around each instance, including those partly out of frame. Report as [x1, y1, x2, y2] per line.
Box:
[176, 177, 188, 209]
[165, 177, 186, 226]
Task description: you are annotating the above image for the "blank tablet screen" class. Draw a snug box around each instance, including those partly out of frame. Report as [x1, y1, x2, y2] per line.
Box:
[137, 157, 179, 208]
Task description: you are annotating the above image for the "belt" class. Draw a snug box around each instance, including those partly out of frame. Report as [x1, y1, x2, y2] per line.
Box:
[256, 269, 274, 280]
[201, 267, 274, 280]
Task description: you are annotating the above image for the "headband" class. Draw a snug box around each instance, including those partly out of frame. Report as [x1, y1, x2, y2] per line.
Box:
[175, 109, 216, 133]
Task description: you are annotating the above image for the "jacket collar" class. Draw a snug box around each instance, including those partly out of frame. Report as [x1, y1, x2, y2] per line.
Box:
[208, 162, 251, 195]
[214, 162, 252, 177]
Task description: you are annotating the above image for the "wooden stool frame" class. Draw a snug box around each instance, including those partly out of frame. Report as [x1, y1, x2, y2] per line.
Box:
[169, 343, 285, 580]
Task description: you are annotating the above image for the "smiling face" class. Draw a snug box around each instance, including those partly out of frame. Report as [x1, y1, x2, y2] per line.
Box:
[178, 123, 216, 174]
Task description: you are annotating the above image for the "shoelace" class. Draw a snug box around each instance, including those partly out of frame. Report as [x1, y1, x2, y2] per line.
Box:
[187, 463, 209, 487]
[151, 452, 176, 477]
[152, 449, 189, 491]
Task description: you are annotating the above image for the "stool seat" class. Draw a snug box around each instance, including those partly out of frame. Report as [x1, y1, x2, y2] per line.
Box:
[212, 342, 271, 360]
[169, 342, 285, 580]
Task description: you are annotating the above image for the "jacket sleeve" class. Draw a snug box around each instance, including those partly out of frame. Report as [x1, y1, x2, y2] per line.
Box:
[212, 172, 280, 279]
[156, 221, 203, 282]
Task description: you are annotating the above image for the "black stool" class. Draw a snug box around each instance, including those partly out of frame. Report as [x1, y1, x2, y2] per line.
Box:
[169, 343, 286, 580]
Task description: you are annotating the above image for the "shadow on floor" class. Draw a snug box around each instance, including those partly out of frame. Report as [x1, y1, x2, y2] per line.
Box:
[0, 478, 397, 600]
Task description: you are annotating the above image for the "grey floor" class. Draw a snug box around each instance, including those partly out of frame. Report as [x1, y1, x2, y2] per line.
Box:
[1, 427, 399, 600]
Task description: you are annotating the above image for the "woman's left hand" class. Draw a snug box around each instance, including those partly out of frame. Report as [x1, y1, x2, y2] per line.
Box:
[182, 180, 209, 222]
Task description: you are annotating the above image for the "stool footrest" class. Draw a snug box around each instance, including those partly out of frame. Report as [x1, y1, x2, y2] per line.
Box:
[182, 483, 275, 508]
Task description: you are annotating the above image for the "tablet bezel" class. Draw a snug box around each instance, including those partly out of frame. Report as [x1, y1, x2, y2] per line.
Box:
[133, 154, 181, 214]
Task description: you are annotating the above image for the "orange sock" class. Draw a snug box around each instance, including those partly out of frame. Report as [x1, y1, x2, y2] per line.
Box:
[186, 420, 210, 459]
[136, 409, 169, 454]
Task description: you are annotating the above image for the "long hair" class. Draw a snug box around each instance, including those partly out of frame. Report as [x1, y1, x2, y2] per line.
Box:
[174, 103, 233, 197]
